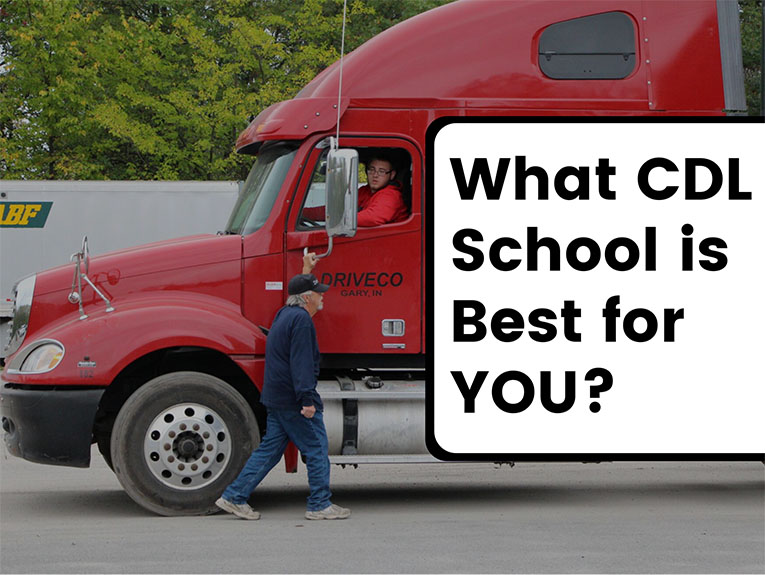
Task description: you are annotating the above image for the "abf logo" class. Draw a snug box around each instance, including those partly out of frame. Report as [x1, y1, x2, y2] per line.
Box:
[0, 202, 53, 228]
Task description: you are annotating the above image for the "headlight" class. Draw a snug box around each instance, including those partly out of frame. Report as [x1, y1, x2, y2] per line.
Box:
[6, 340, 66, 374]
[5, 274, 36, 356]
[20, 343, 65, 372]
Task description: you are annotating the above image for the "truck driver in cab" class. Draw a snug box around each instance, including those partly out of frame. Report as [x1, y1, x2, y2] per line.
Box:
[356, 154, 408, 227]
[300, 151, 409, 227]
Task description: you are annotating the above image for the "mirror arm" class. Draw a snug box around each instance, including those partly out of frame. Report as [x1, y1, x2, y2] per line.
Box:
[317, 136, 336, 150]
[303, 238, 333, 260]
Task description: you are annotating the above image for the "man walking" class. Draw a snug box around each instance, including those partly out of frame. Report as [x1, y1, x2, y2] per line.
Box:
[215, 262, 350, 520]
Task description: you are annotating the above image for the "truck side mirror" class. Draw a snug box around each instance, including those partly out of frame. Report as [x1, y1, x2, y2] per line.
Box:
[325, 148, 358, 238]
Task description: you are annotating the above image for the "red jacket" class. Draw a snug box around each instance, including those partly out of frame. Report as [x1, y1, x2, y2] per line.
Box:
[356, 183, 408, 227]
[301, 182, 408, 227]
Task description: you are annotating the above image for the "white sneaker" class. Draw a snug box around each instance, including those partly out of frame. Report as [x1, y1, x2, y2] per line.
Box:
[305, 503, 351, 520]
[215, 497, 261, 520]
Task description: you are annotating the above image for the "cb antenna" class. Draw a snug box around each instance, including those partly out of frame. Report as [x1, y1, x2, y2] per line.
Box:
[334, 0, 348, 149]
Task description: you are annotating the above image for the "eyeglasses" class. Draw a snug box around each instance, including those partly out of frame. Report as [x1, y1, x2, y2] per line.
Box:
[366, 167, 392, 176]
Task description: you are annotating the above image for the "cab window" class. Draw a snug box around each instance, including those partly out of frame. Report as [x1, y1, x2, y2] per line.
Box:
[298, 149, 329, 229]
[297, 146, 412, 230]
[538, 12, 636, 79]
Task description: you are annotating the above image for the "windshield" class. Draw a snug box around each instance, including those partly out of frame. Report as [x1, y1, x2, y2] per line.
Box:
[225, 142, 299, 235]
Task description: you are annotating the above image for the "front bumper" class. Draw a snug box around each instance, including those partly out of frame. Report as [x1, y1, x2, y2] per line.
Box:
[0, 382, 105, 468]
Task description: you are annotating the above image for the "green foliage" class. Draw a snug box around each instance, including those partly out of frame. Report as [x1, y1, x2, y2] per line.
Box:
[0, 1, 107, 178]
[0, 0, 449, 180]
[1, 0, 281, 179]
[739, 0, 762, 116]
[1, 0, 760, 181]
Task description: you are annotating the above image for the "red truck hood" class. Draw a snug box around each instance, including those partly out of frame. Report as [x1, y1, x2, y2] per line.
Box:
[33, 234, 243, 297]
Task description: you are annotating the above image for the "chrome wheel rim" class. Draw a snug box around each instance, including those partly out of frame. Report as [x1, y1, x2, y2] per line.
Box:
[143, 403, 231, 490]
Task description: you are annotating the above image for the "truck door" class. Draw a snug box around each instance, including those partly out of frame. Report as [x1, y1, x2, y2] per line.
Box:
[285, 137, 422, 357]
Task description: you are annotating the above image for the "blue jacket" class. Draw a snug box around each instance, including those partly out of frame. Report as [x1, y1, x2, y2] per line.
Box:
[261, 305, 323, 411]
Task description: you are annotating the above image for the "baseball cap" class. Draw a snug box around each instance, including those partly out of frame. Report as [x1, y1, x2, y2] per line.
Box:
[288, 273, 330, 295]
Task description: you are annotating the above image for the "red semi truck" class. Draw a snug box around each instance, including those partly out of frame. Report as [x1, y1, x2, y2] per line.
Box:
[0, 0, 747, 515]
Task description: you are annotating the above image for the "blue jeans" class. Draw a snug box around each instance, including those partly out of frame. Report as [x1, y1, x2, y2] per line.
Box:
[222, 408, 332, 511]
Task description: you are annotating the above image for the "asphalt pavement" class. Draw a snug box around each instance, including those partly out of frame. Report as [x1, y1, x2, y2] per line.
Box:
[1, 448, 763, 573]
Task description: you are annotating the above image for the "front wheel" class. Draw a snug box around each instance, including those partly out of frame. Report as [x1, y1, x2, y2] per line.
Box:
[110, 372, 259, 516]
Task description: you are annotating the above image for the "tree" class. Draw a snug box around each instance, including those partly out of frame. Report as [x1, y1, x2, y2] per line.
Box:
[1, 0, 759, 181]
[0, 0, 449, 180]
[739, 0, 763, 116]
[0, 1, 108, 177]
[0, 0, 287, 179]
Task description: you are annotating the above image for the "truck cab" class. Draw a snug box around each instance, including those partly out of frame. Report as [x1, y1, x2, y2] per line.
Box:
[1, 0, 744, 516]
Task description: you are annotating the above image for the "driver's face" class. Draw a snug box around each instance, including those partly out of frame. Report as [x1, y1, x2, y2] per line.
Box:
[366, 160, 395, 192]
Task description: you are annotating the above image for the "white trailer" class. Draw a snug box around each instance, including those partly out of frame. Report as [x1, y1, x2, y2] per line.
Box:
[0, 180, 240, 358]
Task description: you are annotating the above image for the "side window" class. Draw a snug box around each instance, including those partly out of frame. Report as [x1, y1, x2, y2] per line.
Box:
[297, 149, 329, 229]
[538, 12, 636, 79]
[298, 146, 412, 230]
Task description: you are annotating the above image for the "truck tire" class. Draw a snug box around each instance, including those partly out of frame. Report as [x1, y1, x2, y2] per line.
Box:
[110, 371, 259, 516]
